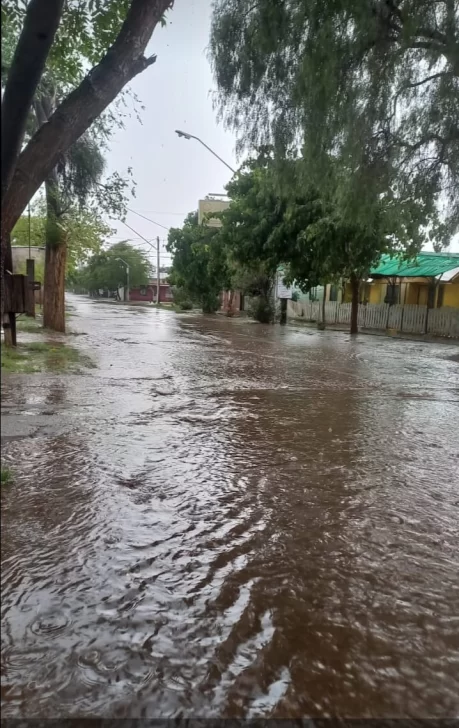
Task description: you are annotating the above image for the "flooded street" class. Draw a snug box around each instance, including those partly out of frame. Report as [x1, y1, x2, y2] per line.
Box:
[2, 295, 459, 719]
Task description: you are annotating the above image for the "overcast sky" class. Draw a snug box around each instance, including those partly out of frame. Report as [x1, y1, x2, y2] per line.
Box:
[106, 0, 458, 260]
[106, 0, 238, 267]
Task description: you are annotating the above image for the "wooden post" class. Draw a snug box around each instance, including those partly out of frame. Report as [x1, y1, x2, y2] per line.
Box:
[350, 274, 359, 334]
[280, 297, 287, 325]
[424, 276, 441, 335]
[400, 281, 407, 333]
[26, 258, 35, 317]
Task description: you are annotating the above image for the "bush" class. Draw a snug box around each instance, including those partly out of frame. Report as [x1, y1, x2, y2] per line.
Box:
[201, 292, 220, 314]
[1, 467, 13, 486]
[172, 286, 195, 311]
[178, 299, 193, 311]
[249, 295, 274, 323]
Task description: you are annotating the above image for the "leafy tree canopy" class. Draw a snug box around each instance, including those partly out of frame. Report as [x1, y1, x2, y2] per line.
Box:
[2, 1, 132, 86]
[167, 212, 230, 313]
[69, 240, 151, 292]
[12, 206, 113, 276]
[210, 0, 459, 240]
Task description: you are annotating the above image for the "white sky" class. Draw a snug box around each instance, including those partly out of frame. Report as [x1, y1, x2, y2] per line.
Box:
[106, 0, 238, 268]
[104, 0, 458, 260]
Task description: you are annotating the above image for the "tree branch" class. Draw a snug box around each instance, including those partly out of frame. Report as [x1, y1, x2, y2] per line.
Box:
[1, 0, 64, 204]
[402, 71, 453, 89]
[416, 27, 448, 46]
[391, 70, 453, 115]
[408, 40, 447, 53]
[2, 0, 173, 237]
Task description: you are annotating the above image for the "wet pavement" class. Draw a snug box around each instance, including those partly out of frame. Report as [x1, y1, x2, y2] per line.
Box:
[2, 295, 459, 719]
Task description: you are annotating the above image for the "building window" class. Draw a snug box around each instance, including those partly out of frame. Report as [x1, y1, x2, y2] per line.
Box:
[140, 287, 147, 296]
[385, 283, 400, 305]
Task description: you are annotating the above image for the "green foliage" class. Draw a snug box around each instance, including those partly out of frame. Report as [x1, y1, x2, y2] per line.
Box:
[2, 1, 131, 87]
[167, 156, 397, 326]
[220, 156, 401, 302]
[171, 287, 194, 311]
[1, 340, 94, 374]
[11, 214, 45, 248]
[248, 296, 275, 324]
[210, 0, 459, 240]
[167, 212, 230, 314]
[76, 241, 152, 292]
[1, 467, 13, 486]
[12, 207, 112, 276]
[2, 5, 139, 223]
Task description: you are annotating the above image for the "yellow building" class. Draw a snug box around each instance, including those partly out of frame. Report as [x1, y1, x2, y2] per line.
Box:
[328, 254, 459, 309]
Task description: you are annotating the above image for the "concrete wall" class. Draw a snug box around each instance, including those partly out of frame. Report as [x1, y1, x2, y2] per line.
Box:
[11, 246, 45, 273]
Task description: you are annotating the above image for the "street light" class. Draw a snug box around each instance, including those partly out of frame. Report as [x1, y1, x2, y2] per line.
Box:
[175, 129, 236, 173]
[115, 257, 130, 302]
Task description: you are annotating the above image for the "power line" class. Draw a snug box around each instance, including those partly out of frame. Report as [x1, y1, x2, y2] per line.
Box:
[129, 209, 187, 216]
[127, 208, 170, 231]
[120, 219, 159, 249]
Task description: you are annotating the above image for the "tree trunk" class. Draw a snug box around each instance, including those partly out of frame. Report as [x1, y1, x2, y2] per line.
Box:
[280, 297, 287, 324]
[43, 233, 67, 333]
[226, 290, 234, 316]
[1, 230, 17, 347]
[350, 274, 360, 335]
[1, 0, 173, 239]
[43, 177, 67, 332]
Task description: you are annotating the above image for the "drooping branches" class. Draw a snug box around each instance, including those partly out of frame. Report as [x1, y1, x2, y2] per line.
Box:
[210, 0, 459, 237]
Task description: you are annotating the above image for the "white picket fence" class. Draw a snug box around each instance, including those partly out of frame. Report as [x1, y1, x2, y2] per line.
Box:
[288, 300, 459, 338]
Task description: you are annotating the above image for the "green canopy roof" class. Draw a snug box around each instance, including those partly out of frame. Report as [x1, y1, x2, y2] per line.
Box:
[370, 253, 459, 279]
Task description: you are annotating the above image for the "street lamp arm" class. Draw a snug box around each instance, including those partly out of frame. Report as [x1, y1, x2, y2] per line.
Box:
[175, 129, 236, 174]
[115, 256, 130, 269]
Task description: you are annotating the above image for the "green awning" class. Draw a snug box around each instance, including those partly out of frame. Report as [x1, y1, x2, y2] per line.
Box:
[370, 253, 459, 279]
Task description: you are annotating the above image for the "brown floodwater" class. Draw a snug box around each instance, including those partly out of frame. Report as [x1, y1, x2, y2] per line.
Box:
[1, 295, 459, 719]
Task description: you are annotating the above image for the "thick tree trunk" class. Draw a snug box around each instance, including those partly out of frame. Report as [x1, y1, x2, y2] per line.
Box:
[42, 176, 67, 332]
[1, 230, 17, 347]
[2, 314, 16, 347]
[43, 234, 67, 333]
[226, 290, 234, 316]
[350, 275, 360, 335]
[1, 0, 173, 238]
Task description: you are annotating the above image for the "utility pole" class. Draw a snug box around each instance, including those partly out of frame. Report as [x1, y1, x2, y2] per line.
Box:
[26, 201, 35, 318]
[156, 236, 160, 304]
[115, 257, 130, 302]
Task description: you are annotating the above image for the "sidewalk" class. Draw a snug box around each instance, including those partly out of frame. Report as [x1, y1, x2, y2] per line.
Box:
[287, 317, 459, 346]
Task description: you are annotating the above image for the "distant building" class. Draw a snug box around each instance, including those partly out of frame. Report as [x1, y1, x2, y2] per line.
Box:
[128, 276, 173, 304]
[198, 197, 230, 227]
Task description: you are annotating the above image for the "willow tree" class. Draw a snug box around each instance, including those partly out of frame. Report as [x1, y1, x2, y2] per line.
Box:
[210, 0, 459, 243]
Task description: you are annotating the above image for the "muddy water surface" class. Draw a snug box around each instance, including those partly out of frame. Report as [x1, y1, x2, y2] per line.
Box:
[2, 296, 459, 718]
